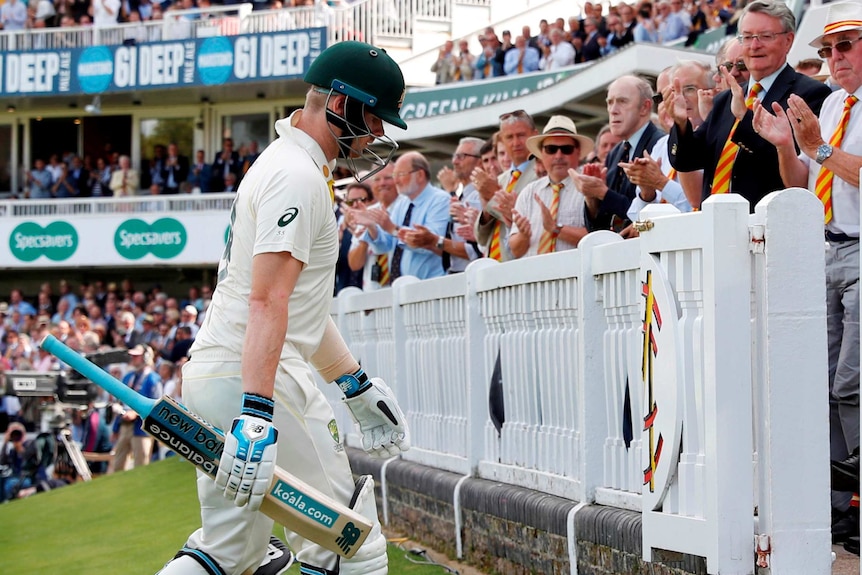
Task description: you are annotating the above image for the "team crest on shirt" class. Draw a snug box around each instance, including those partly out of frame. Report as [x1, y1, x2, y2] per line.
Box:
[328, 419, 344, 452]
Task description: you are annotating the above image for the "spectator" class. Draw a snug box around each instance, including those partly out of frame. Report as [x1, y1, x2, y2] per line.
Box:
[0, 423, 30, 501]
[51, 164, 75, 198]
[540, 28, 576, 70]
[626, 64, 703, 221]
[114, 310, 143, 349]
[587, 124, 623, 165]
[211, 138, 241, 192]
[146, 144, 166, 191]
[109, 155, 140, 196]
[162, 324, 193, 363]
[67, 156, 90, 197]
[475, 32, 504, 79]
[161, 142, 189, 195]
[633, 3, 659, 43]
[479, 136, 503, 178]
[361, 152, 450, 281]
[580, 17, 604, 61]
[335, 181, 373, 293]
[241, 141, 261, 176]
[92, 0, 120, 27]
[0, 0, 28, 30]
[26, 159, 53, 199]
[668, 0, 831, 207]
[9, 289, 36, 317]
[431, 39, 458, 85]
[475, 110, 540, 261]
[657, 0, 689, 43]
[111, 344, 160, 472]
[615, 2, 637, 47]
[575, 75, 664, 233]
[504, 35, 540, 75]
[88, 157, 113, 197]
[452, 39, 475, 82]
[795, 58, 825, 78]
[407, 137, 486, 273]
[603, 13, 629, 55]
[188, 149, 212, 193]
[347, 162, 402, 290]
[223, 172, 238, 192]
[78, 400, 112, 474]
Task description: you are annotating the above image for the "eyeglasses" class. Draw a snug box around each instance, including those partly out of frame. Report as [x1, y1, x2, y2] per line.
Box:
[720, 60, 748, 72]
[817, 35, 862, 59]
[499, 109, 529, 122]
[452, 153, 481, 161]
[679, 84, 699, 96]
[344, 197, 372, 206]
[393, 169, 419, 179]
[736, 31, 789, 45]
[542, 144, 578, 155]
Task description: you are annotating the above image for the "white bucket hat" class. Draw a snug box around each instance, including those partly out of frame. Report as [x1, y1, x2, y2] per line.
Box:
[809, 2, 862, 47]
[526, 115, 595, 161]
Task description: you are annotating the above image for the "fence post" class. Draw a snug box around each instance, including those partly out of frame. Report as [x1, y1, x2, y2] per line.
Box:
[392, 276, 421, 430]
[576, 230, 625, 503]
[465, 258, 497, 473]
[751, 188, 831, 574]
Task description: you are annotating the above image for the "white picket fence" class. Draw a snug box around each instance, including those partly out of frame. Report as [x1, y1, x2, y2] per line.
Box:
[326, 189, 832, 574]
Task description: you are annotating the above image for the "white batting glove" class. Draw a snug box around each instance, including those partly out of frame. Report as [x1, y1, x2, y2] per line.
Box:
[339, 369, 411, 458]
[215, 393, 278, 512]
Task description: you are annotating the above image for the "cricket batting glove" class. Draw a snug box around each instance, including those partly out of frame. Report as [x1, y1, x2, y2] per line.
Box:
[216, 393, 278, 512]
[339, 369, 411, 458]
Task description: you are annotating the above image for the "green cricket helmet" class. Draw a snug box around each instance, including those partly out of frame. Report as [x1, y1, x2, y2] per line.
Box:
[305, 41, 407, 130]
[304, 41, 406, 181]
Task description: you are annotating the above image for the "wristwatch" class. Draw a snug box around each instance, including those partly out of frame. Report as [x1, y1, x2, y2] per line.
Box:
[436, 236, 445, 250]
[551, 224, 563, 237]
[815, 143, 834, 164]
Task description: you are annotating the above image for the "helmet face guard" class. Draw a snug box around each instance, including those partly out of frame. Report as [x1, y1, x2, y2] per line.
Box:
[320, 85, 399, 182]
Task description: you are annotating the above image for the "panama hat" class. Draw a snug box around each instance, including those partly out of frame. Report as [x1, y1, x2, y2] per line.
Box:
[810, 2, 862, 47]
[526, 115, 595, 161]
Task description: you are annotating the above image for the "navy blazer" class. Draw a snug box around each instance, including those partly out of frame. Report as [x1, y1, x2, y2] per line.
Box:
[587, 121, 665, 230]
[668, 64, 832, 208]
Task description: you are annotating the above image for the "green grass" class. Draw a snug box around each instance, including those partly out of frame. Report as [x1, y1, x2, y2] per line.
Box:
[0, 457, 457, 574]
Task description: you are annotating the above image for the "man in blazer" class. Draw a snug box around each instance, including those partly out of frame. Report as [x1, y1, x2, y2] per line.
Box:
[668, 0, 831, 209]
[210, 137, 241, 193]
[160, 142, 189, 195]
[575, 74, 665, 232]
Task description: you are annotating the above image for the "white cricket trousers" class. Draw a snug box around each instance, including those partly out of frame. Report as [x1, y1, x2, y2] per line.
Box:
[158, 356, 355, 575]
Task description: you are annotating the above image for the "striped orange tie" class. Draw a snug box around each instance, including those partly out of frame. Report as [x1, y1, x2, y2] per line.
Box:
[815, 95, 858, 223]
[377, 254, 390, 286]
[537, 182, 563, 254]
[488, 169, 522, 261]
[484, 61, 491, 77]
[711, 83, 762, 195]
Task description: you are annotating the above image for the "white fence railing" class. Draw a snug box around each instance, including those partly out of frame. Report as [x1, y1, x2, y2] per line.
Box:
[327, 190, 832, 575]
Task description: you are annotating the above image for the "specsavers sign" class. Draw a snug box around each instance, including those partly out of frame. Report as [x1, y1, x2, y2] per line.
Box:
[0, 27, 324, 96]
[1, 213, 228, 267]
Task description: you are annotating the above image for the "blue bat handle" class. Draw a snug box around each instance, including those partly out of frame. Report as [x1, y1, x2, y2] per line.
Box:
[41, 335, 156, 418]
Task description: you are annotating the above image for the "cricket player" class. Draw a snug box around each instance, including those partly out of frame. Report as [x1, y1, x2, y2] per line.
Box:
[158, 41, 411, 575]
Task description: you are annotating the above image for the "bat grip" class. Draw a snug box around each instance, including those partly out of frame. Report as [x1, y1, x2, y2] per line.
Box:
[40, 334, 155, 417]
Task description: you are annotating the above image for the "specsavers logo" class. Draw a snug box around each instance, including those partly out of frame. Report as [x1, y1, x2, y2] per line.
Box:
[114, 218, 187, 260]
[10, 221, 78, 262]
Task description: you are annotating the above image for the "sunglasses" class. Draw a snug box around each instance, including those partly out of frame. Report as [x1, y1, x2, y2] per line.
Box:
[817, 36, 862, 59]
[499, 109, 529, 121]
[720, 60, 747, 72]
[344, 197, 372, 206]
[542, 144, 578, 155]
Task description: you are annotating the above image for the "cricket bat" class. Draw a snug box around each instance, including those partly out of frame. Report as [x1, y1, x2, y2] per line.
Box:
[41, 335, 371, 558]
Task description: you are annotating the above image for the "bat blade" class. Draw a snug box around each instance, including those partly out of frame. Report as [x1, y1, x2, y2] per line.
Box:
[40, 335, 371, 558]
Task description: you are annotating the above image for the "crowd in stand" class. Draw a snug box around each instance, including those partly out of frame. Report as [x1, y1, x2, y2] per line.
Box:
[19, 137, 263, 199]
[0, 0, 327, 31]
[430, 0, 739, 83]
[0, 276, 207, 498]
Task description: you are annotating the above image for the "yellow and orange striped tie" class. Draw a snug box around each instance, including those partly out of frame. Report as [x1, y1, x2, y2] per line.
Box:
[815, 95, 858, 223]
[488, 169, 522, 261]
[377, 254, 390, 286]
[537, 182, 563, 254]
[484, 61, 491, 78]
[711, 83, 762, 195]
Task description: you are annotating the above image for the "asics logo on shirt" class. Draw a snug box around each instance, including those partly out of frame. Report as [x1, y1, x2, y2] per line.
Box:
[277, 208, 299, 227]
